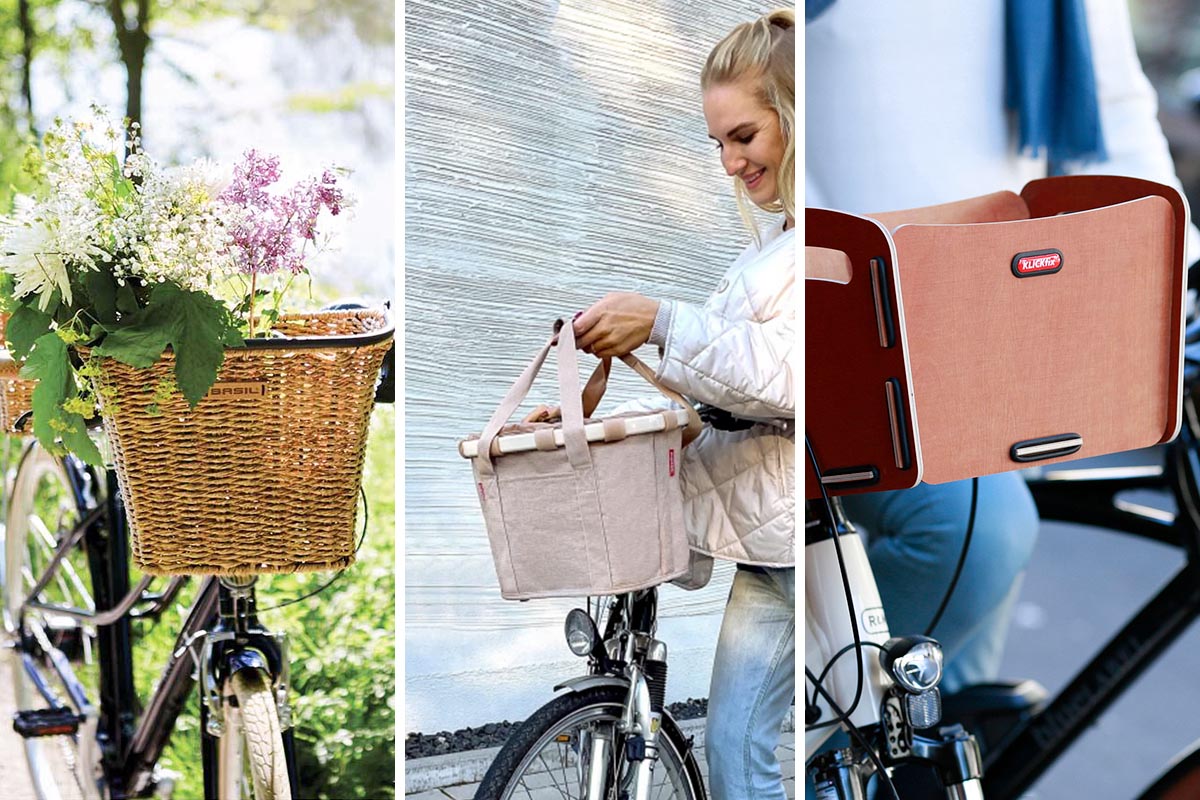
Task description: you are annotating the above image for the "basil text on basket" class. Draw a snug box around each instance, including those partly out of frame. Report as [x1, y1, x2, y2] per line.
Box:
[0, 112, 392, 575]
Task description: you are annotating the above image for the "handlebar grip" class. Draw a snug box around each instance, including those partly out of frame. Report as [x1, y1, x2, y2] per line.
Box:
[375, 343, 395, 404]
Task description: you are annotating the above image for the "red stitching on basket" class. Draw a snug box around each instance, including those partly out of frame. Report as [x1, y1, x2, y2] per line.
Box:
[478, 482, 486, 501]
[669, 449, 676, 477]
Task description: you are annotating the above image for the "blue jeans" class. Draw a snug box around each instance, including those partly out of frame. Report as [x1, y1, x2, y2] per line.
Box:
[706, 565, 795, 800]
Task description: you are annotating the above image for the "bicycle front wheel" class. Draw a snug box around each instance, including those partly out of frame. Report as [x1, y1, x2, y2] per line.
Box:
[476, 684, 705, 800]
[214, 668, 293, 800]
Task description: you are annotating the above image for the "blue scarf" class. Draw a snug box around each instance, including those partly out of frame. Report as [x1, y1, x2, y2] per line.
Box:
[805, 0, 1107, 173]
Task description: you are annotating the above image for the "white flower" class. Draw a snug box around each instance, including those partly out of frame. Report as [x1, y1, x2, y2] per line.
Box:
[0, 218, 70, 311]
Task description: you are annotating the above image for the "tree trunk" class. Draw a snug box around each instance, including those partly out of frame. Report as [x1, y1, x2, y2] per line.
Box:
[108, 0, 152, 136]
[17, 0, 34, 131]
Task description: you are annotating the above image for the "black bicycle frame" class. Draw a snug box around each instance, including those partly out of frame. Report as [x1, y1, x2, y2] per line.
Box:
[981, 389, 1200, 798]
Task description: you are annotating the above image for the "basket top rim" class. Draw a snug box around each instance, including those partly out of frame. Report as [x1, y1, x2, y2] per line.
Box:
[249, 308, 394, 350]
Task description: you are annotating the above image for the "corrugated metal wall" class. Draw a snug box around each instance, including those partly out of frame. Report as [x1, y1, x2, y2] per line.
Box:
[404, 0, 781, 732]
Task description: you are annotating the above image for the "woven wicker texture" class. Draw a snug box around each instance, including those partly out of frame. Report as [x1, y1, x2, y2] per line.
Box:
[91, 309, 392, 576]
[0, 314, 35, 436]
[0, 368, 35, 435]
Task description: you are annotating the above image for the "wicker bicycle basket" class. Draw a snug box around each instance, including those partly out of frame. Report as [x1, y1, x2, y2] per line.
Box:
[0, 315, 35, 436]
[0, 354, 35, 435]
[88, 309, 393, 576]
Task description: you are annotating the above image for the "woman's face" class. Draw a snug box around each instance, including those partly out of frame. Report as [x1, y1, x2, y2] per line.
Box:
[703, 78, 786, 209]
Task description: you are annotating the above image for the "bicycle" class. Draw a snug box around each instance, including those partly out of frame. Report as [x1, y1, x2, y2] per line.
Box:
[475, 587, 707, 800]
[2, 311, 395, 800]
[804, 335, 1200, 798]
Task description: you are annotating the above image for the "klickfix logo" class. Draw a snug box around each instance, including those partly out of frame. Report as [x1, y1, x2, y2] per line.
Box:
[669, 449, 676, 477]
[1011, 249, 1063, 278]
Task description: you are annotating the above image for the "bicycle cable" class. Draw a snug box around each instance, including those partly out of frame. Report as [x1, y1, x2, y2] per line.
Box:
[804, 434, 867, 730]
[805, 640, 890, 732]
[805, 666, 901, 800]
[258, 486, 370, 612]
[923, 476, 979, 637]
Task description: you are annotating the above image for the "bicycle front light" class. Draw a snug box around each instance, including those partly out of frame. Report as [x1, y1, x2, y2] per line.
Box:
[881, 636, 944, 694]
[564, 609, 598, 657]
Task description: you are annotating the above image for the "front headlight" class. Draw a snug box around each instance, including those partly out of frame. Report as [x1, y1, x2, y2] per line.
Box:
[564, 608, 598, 657]
[881, 636, 944, 694]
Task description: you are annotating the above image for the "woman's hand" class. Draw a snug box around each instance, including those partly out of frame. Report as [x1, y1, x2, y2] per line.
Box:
[523, 404, 560, 423]
[574, 292, 660, 358]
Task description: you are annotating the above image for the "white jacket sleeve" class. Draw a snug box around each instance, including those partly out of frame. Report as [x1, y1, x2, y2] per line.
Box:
[656, 299, 795, 420]
[1076, 0, 1200, 264]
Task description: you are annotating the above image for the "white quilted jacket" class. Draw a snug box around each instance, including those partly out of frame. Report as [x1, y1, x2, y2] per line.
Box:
[631, 223, 796, 567]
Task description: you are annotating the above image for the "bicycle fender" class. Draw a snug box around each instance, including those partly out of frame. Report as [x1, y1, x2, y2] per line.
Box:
[224, 649, 268, 676]
[552, 675, 629, 694]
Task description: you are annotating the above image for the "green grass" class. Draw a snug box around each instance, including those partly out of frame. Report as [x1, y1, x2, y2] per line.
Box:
[132, 407, 396, 798]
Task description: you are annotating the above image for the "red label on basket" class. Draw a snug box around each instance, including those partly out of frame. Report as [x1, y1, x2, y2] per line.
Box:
[207, 382, 267, 399]
[1011, 249, 1063, 277]
[669, 449, 676, 477]
[478, 482, 486, 501]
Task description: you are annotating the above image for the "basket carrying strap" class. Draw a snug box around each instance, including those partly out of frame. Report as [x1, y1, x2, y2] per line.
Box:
[476, 323, 702, 473]
[554, 321, 613, 587]
[616, 354, 703, 447]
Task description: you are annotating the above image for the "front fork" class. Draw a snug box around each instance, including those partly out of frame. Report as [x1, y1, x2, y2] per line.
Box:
[197, 576, 299, 798]
[199, 576, 292, 736]
[588, 636, 668, 800]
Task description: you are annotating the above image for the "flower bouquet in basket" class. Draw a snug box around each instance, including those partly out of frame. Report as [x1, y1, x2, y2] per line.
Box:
[0, 114, 393, 575]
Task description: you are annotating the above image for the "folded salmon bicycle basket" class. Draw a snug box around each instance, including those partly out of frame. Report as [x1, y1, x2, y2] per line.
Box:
[460, 319, 702, 601]
[806, 175, 1189, 498]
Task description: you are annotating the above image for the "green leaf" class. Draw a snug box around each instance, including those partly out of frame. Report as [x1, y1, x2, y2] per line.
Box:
[0, 273, 16, 313]
[94, 313, 170, 369]
[22, 332, 69, 449]
[83, 270, 119, 325]
[116, 283, 140, 314]
[60, 421, 103, 466]
[97, 283, 240, 407]
[6, 306, 53, 359]
[223, 325, 245, 348]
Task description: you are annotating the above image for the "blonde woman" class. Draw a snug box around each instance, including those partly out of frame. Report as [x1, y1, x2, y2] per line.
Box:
[571, 10, 795, 798]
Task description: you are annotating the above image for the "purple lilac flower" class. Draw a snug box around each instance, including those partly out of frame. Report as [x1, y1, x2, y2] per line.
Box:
[219, 150, 343, 276]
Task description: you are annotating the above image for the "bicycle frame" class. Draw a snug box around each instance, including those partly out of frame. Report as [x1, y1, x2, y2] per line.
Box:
[13, 445, 298, 798]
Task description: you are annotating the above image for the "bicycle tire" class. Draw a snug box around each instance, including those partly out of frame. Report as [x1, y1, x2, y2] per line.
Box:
[475, 684, 705, 800]
[216, 668, 292, 800]
[3, 443, 100, 800]
[1137, 744, 1200, 800]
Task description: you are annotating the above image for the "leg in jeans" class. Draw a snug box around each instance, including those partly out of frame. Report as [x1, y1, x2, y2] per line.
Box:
[707, 566, 796, 800]
[840, 472, 1039, 692]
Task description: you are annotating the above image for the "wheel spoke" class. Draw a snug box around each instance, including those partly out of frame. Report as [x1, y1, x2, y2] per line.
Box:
[29, 515, 92, 611]
[537, 750, 572, 798]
